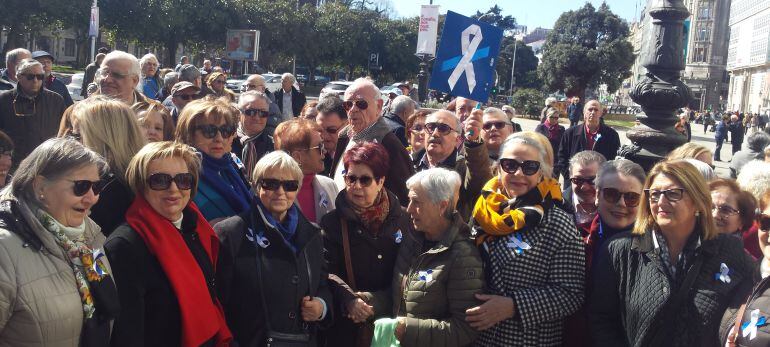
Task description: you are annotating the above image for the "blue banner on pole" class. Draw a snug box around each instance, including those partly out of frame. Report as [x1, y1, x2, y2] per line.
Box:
[429, 11, 503, 103]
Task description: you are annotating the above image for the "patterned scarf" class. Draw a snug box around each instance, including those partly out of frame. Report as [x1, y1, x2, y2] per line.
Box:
[349, 189, 390, 235]
[472, 176, 563, 245]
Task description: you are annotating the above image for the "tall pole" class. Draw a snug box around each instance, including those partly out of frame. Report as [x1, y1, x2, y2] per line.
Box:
[509, 40, 516, 96]
[90, 0, 97, 62]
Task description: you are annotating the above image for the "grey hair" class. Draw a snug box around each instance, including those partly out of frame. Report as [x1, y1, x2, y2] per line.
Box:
[15, 58, 42, 75]
[595, 159, 646, 188]
[281, 73, 296, 84]
[139, 53, 159, 69]
[737, 160, 770, 201]
[1, 137, 109, 206]
[569, 150, 607, 176]
[391, 95, 414, 116]
[682, 158, 716, 182]
[545, 97, 557, 107]
[102, 50, 140, 77]
[5, 48, 31, 67]
[163, 72, 179, 90]
[348, 77, 382, 102]
[406, 168, 461, 215]
[238, 91, 271, 109]
[178, 64, 201, 83]
[483, 107, 509, 123]
[251, 151, 303, 190]
[746, 131, 770, 152]
[499, 133, 553, 177]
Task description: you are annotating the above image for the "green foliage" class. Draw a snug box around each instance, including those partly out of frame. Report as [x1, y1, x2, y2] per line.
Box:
[512, 88, 545, 117]
[496, 37, 541, 92]
[472, 5, 516, 31]
[537, 2, 634, 99]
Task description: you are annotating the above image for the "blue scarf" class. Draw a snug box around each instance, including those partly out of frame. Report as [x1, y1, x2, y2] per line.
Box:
[255, 199, 300, 253]
[199, 151, 252, 215]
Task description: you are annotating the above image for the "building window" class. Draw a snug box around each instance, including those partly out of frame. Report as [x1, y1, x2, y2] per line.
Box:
[692, 46, 708, 63]
[695, 23, 711, 41]
[697, 1, 712, 20]
[64, 39, 76, 57]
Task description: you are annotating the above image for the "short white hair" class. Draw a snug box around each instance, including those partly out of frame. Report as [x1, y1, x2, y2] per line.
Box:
[682, 158, 716, 182]
[391, 95, 415, 116]
[348, 77, 382, 102]
[15, 58, 42, 75]
[5, 48, 31, 67]
[281, 73, 295, 84]
[251, 150, 303, 190]
[102, 50, 140, 77]
[406, 168, 461, 206]
[483, 107, 509, 122]
[545, 97, 557, 106]
[139, 53, 159, 69]
[737, 160, 770, 201]
[499, 133, 553, 177]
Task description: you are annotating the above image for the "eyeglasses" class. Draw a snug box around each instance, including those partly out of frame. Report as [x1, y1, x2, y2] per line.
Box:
[601, 188, 641, 207]
[344, 174, 374, 187]
[758, 213, 770, 231]
[303, 144, 325, 155]
[570, 176, 596, 187]
[195, 124, 236, 139]
[410, 124, 425, 133]
[712, 204, 740, 216]
[97, 68, 130, 80]
[645, 188, 685, 203]
[482, 121, 508, 131]
[13, 94, 35, 116]
[260, 178, 299, 192]
[174, 93, 201, 101]
[66, 179, 110, 197]
[499, 158, 541, 175]
[343, 100, 369, 112]
[21, 74, 45, 81]
[424, 122, 457, 135]
[241, 108, 270, 118]
[147, 173, 194, 191]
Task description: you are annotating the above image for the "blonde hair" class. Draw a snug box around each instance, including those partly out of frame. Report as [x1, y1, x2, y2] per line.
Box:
[666, 142, 712, 161]
[125, 141, 202, 198]
[518, 131, 554, 168]
[71, 95, 147, 183]
[132, 102, 175, 141]
[633, 160, 718, 240]
[175, 99, 239, 145]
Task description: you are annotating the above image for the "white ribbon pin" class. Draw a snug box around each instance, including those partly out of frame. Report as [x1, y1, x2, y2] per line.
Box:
[319, 192, 329, 209]
[742, 309, 763, 340]
[715, 263, 731, 284]
[394, 230, 403, 244]
[447, 24, 483, 93]
[418, 269, 433, 282]
[506, 233, 531, 255]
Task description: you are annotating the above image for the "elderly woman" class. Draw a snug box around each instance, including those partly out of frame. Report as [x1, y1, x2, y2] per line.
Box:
[535, 108, 566, 156]
[321, 142, 411, 347]
[132, 102, 175, 142]
[207, 72, 236, 102]
[466, 133, 584, 346]
[138, 53, 162, 100]
[105, 141, 232, 346]
[667, 142, 714, 168]
[215, 151, 332, 346]
[591, 160, 755, 347]
[274, 119, 338, 223]
[368, 167, 483, 347]
[176, 98, 251, 222]
[300, 100, 319, 120]
[709, 178, 756, 239]
[737, 160, 770, 259]
[540, 96, 557, 123]
[0, 130, 13, 189]
[71, 95, 147, 235]
[0, 137, 117, 345]
[405, 109, 430, 166]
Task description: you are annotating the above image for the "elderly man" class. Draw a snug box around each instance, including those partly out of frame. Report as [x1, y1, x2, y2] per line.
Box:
[169, 81, 200, 123]
[556, 100, 620, 182]
[567, 96, 583, 127]
[316, 95, 347, 177]
[454, 96, 477, 122]
[562, 150, 606, 233]
[0, 59, 65, 163]
[137, 53, 162, 100]
[201, 59, 213, 74]
[481, 107, 515, 163]
[730, 131, 770, 178]
[275, 73, 306, 119]
[415, 109, 492, 220]
[232, 91, 274, 181]
[0, 48, 32, 91]
[97, 50, 151, 105]
[81, 52, 105, 98]
[383, 95, 415, 147]
[331, 78, 413, 205]
[32, 51, 74, 107]
[243, 74, 282, 134]
[163, 64, 201, 109]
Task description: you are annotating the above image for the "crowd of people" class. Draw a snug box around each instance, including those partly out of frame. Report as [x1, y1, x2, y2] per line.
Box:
[1, 47, 770, 347]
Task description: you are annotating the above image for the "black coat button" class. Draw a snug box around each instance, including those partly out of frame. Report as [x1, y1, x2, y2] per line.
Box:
[291, 275, 299, 284]
[288, 311, 296, 319]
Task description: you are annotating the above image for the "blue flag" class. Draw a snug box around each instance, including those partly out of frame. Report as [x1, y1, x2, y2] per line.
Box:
[429, 11, 504, 103]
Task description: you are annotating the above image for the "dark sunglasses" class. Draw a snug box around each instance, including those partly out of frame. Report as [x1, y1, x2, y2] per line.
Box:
[645, 188, 685, 203]
[570, 176, 596, 187]
[241, 108, 270, 118]
[601, 188, 641, 207]
[67, 179, 110, 197]
[344, 174, 375, 187]
[174, 93, 201, 101]
[147, 173, 194, 191]
[482, 121, 508, 131]
[260, 178, 299, 192]
[758, 213, 770, 231]
[195, 124, 236, 139]
[499, 158, 541, 176]
[21, 74, 45, 81]
[342, 100, 369, 112]
[424, 122, 456, 135]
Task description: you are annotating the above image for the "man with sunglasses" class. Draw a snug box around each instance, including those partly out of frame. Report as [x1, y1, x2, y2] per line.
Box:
[0, 58, 65, 165]
[169, 82, 200, 123]
[562, 150, 606, 234]
[232, 91, 274, 182]
[382, 95, 414, 147]
[243, 74, 282, 135]
[481, 107, 515, 163]
[0, 48, 31, 91]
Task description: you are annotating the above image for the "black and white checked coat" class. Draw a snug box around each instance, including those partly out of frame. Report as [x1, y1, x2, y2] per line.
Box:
[473, 205, 585, 346]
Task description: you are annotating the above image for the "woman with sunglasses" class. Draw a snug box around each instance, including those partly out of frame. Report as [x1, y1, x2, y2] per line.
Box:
[105, 141, 232, 346]
[176, 98, 252, 223]
[590, 160, 754, 347]
[467, 133, 585, 346]
[71, 96, 147, 236]
[0, 137, 118, 346]
[215, 151, 332, 346]
[206, 72, 236, 102]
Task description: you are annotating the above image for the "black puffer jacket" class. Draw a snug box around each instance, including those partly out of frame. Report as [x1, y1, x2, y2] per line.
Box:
[719, 264, 769, 347]
[589, 231, 755, 347]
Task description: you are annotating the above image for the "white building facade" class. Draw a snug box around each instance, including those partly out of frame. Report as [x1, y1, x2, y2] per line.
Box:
[726, 0, 770, 114]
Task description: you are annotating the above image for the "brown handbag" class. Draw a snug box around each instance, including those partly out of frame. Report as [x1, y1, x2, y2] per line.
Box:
[340, 219, 375, 347]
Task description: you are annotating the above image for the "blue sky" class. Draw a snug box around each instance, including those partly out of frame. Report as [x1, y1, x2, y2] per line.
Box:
[389, 0, 643, 29]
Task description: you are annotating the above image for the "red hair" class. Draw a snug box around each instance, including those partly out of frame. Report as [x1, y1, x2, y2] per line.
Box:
[343, 142, 389, 179]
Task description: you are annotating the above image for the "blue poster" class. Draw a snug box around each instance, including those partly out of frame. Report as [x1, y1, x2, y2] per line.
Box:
[429, 11, 504, 103]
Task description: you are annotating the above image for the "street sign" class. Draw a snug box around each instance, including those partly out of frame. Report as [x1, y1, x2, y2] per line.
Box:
[429, 11, 503, 103]
[416, 5, 440, 56]
[88, 6, 99, 37]
[369, 53, 380, 70]
[226, 30, 260, 61]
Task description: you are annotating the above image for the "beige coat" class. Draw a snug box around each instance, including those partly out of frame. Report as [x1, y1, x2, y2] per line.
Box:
[0, 197, 111, 347]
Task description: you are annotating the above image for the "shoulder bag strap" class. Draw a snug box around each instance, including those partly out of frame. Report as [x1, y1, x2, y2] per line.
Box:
[727, 302, 748, 347]
[340, 217, 357, 291]
[649, 255, 705, 346]
[250, 210, 274, 332]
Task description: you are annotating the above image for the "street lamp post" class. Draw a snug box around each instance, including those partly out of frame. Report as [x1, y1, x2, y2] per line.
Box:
[510, 40, 516, 96]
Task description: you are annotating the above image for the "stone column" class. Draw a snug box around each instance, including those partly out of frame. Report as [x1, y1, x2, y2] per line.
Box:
[620, 0, 692, 171]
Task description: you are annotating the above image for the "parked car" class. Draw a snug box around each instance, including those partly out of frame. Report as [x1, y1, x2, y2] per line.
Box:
[67, 73, 85, 101]
[225, 75, 247, 93]
[320, 81, 353, 99]
[262, 73, 282, 93]
[313, 75, 330, 84]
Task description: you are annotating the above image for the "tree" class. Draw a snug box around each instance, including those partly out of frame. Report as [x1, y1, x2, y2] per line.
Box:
[496, 37, 541, 92]
[537, 2, 634, 100]
[511, 88, 544, 117]
[472, 5, 516, 32]
[0, 0, 91, 60]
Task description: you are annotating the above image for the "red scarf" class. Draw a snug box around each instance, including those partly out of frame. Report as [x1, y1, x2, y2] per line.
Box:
[126, 196, 232, 347]
[546, 122, 561, 141]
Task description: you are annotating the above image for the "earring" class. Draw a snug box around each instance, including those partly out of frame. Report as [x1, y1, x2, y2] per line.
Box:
[39, 194, 45, 200]
[695, 211, 700, 217]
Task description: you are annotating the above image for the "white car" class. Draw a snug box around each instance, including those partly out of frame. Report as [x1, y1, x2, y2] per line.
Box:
[262, 74, 283, 94]
[320, 81, 354, 99]
[67, 73, 85, 101]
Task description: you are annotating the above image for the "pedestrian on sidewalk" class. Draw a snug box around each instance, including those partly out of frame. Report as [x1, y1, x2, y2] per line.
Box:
[713, 114, 729, 162]
[730, 114, 745, 155]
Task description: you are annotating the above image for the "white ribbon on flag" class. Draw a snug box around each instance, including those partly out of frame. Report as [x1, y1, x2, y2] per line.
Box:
[448, 24, 483, 93]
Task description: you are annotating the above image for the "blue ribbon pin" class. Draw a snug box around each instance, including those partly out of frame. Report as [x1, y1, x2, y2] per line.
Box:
[394, 230, 403, 244]
[92, 249, 108, 276]
[319, 192, 329, 209]
[741, 309, 768, 340]
[506, 233, 531, 254]
[418, 269, 433, 282]
[715, 263, 731, 284]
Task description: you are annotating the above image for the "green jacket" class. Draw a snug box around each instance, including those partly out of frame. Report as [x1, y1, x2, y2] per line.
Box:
[365, 213, 484, 347]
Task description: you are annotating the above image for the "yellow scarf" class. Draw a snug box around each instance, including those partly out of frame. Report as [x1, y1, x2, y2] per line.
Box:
[472, 176, 563, 245]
